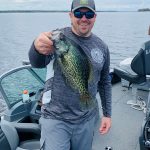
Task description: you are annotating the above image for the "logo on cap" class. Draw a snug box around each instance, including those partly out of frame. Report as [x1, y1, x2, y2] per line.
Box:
[80, 0, 88, 5]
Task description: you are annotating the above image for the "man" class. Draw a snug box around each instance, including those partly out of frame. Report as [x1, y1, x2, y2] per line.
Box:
[29, 0, 112, 150]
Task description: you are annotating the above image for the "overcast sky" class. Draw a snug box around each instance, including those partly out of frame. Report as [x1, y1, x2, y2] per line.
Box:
[0, 0, 150, 11]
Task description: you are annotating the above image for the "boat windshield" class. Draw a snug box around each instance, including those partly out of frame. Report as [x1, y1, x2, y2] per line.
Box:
[31, 68, 46, 82]
[0, 67, 46, 108]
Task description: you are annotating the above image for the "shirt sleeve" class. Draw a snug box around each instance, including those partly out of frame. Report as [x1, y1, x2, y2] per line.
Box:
[98, 46, 112, 117]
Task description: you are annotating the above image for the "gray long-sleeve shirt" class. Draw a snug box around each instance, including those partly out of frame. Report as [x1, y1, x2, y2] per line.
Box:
[29, 27, 112, 124]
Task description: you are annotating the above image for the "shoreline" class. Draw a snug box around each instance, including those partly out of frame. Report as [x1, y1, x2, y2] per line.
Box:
[0, 10, 140, 13]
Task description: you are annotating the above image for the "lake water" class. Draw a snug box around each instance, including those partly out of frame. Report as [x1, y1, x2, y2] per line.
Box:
[0, 12, 150, 114]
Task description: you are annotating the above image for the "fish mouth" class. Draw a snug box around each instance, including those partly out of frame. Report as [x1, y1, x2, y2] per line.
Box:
[51, 29, 62, 41]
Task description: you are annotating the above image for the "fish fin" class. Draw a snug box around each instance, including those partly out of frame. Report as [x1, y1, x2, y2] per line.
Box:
[88, 60, 94, 83]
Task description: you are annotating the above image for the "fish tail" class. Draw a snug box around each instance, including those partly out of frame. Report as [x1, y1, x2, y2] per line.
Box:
[80, 92, 94, 107]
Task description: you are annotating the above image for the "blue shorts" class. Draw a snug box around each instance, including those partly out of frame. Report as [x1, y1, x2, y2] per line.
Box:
[39, 116, 96, 150]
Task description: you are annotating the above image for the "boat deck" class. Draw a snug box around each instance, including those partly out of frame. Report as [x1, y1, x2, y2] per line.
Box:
[93, 83, 146, 150]
[0, 82, 148, 150]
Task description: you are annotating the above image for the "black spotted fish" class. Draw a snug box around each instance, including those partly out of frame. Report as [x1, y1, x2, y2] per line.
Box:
[51, 29, 93, 107]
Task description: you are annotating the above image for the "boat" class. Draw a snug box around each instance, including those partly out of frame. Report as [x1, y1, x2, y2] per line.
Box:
[0, 39, 150, 150]
[0, 64, 43, 150]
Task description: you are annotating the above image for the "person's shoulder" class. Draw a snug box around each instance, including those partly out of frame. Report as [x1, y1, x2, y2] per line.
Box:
[92, 33, 108, 49]
[144, 40, 150, 45]
[60, 27, 73, 37]
[141, 40, 150, 50]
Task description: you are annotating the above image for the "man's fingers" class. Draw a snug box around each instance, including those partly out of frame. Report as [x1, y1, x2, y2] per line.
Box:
[38, 39, 53, 48]
[99, 117, 111, 135]
[39, 47, 53, 55]
[99, 123, 106, 133]
[43, 31, 52, 38]
[44, 32, 53, 42]
[99, 124, 110, 134]
[39, 32, 53, 46]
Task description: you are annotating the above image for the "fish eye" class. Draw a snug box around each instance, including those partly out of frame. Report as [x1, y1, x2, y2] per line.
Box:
[59, 33, 64, 40]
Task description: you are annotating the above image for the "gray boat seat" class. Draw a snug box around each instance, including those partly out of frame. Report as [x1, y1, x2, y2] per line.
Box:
[16, 140, 40, 150]
[0, 122, 40, 150]
[114, 40, 150, 88]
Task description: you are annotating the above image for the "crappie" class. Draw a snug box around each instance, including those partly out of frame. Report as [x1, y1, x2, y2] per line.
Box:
[51, 29, 93, 107]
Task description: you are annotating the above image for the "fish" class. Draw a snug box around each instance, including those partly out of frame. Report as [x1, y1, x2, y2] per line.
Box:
[51, 29, 93, 107]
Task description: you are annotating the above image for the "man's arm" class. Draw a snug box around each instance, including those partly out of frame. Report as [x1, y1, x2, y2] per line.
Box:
[98, 47, 112, 134]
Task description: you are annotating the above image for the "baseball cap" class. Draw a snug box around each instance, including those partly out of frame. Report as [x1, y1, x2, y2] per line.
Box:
[71, 0, 96, 12]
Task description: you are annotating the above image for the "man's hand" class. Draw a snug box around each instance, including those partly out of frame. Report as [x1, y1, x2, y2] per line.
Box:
[34, 32, 54, 55]
[99, 116, 111, 134]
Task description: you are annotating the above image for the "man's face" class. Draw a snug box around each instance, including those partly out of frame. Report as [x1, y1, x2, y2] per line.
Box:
[69, 8, 96, 37]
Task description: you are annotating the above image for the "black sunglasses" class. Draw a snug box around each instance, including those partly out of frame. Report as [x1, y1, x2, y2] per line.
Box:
[74, 11, 95, 19]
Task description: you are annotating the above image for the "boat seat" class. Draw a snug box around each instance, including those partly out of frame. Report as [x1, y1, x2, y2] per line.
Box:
[0, 122, 40, 150]
[114, 40, 150, 89]
[114, 40, 150, 110]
